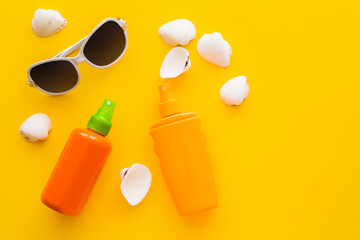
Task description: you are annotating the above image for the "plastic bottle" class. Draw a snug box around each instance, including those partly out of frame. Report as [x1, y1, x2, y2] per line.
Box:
[150, 84, 217, 216]
[41, 99, 116, 216]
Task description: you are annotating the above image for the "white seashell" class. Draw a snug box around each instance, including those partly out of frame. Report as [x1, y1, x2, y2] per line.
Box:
[220, 76, 249, 106]
[160, 47, 191, 79]
[32, 9, 67, 37]
[197, 32, 232, 67]
[159, 19, 196, 46]
[120, 163, 152, 206]
[20, 113, 52, 142]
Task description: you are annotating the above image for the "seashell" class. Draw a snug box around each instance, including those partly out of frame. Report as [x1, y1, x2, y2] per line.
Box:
[160, 47, 191, 79]
[20, 113, 52, 142]
[120, 163, 152, 206]
[220, 76, 249, 106]
[31, 9, 67, 37]
[159, 19, 196, 46]
[197, 32, 232, 67]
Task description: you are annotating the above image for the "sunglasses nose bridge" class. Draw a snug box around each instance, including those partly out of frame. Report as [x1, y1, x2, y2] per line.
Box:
[73, 54, 85, 65]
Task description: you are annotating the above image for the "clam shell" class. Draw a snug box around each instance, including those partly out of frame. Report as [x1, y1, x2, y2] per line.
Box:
[160, 47, 191, 79]
[32, 9, 67, 37]
[120, 164, 152, 206]
[220, 76, 249, 106]
[20, 113, 52, 142]
[159, 19, 196, 46]
[197, 32, 232, 67]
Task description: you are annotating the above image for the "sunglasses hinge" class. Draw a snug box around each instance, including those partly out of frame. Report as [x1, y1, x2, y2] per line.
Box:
[27, 80, 36, 87]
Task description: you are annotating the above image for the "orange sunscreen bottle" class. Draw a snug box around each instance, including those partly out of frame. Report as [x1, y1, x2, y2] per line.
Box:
[41, 99, 116, 216]
[150, 84, 217, 216]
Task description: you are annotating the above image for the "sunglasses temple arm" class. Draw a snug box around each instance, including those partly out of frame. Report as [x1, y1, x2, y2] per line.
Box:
[53, 37, 87, 58]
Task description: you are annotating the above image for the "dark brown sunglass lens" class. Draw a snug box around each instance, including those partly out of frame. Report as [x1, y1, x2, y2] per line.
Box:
[30, 60, 78, 93]
[83, 20, 126, 66]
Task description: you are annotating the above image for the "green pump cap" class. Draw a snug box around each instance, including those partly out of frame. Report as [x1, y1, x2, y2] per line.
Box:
[87, 99, 116, 136]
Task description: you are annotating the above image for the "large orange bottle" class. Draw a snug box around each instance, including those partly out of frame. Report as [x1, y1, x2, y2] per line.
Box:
[150, 84, 217, 216]
[41, 99, 116, 216]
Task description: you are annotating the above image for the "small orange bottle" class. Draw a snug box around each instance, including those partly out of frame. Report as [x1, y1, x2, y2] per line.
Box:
[41, 99, 116, 216]
[150, 84, 217, 216]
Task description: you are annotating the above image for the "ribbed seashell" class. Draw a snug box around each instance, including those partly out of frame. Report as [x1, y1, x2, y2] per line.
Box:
[159, 19, 196, 46]
[197, 32, 232, 67]
[32, 9, 67, 37]
[160, 47, 191, 79]
[220, 76, 249, 106]
[120, 164, 152, 206]
[20, 113, 52, 142]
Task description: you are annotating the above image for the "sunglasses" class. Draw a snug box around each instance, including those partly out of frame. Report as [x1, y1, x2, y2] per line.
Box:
[27, 18, 128, 95]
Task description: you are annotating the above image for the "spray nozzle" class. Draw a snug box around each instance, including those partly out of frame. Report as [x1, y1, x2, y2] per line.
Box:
[87, 99, 116, 136]
[158, 83, 181, 118]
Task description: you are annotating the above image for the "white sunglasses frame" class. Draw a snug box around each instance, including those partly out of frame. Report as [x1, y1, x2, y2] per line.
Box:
[27, 18, 128, 95]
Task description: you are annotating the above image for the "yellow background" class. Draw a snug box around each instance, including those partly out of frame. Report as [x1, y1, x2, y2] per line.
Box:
[1, 0, 360, 239]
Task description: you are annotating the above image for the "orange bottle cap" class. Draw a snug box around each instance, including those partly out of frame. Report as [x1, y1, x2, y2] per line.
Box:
[159, 83, 181, 118]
